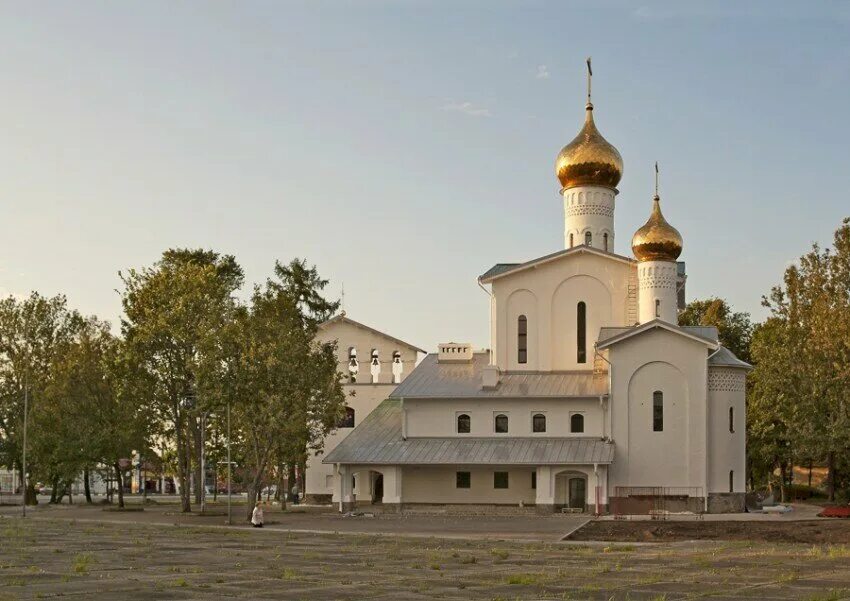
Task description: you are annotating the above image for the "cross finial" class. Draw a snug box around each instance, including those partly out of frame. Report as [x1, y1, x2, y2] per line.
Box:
[340, 283, 346, 317]
[654, 162, 660, 198]
[586, 56, 593, 106]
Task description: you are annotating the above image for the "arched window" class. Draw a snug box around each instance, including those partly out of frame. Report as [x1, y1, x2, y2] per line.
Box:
[603, 233, 609, 252]
[729, 407, 734, 433]
[457, 413, 471, 434]
[585, 231, 592, 246]
[532, 413, 546, 433]
[391, 350, 403, 383]
[338, 406, 355, 428]
[577, 302, 587, 364]
[494, 414, 509, 433]
[570, 413, 584, 433]
[517, 315, 528, 364]
[348, 347, 359, 383]
[653, 391, 664, 432]
[569, 233, 574, 248]
[370, 348, 380, 383]
[729, 470, 734, 493]
[655, 299, 661, 318]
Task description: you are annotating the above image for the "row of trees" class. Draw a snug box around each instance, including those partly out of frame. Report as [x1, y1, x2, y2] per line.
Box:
[681, 218, 850, 502]
[0, 250, 347, 519]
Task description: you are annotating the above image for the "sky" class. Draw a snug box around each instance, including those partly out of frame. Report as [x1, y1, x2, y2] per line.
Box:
[1, 1, 849, 352]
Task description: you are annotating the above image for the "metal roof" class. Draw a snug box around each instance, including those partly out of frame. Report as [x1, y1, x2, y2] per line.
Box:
[708, 346, 753, 370]
[479, 245, 635, 283]
[389, 353, 608, 399]
[597, 322, 718, 349]
[323, 399, 615, 465]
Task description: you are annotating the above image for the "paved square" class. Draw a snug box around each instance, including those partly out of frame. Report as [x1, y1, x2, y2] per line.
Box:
[3, 515, 850, 600]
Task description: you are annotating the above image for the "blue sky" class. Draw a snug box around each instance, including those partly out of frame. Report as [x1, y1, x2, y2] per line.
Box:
[1, 1, 849, 351]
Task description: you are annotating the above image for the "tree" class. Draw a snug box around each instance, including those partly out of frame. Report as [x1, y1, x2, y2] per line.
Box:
[0, 293, 81, 504]
[679, 298, 754, 363]
[755, 218, 850, 501]
[40, 317, 150, 508]
[225, 260, 346, 520]
[120, 249, 243, 512]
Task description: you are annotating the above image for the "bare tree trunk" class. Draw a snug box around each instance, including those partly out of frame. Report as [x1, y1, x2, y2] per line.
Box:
[66, 480, 73, 504]
[83, 468, 93, 503]
[826, 451, 836, 502]
[49, 476, 59, 504]
[174, 404, 192, 513]
[246, 461, 267, 522]
[114, 463, 125, 509]
[808, 459, 813, 488]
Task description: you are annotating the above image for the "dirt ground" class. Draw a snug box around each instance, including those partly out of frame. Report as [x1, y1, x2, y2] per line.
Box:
[569, 519, 850, 543]
[3, 517, 850, 600]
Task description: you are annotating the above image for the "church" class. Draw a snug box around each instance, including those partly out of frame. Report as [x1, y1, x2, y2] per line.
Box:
[323, 64, 750, 515]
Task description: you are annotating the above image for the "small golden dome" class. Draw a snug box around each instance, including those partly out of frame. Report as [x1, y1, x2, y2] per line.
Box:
[631, 195, 683, 262]
[555, 103, 623, 191]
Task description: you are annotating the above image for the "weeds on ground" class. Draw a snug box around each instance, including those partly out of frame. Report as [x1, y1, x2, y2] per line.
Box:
[506, 573, 546, 585]
[490, 548, 509, 560]
[72, 553, 93, 574]
[804, 590, 850, 601]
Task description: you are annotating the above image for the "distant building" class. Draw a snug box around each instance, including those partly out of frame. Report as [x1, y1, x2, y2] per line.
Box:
[304, 314, 424, 504]
[324, 65, 751, 514]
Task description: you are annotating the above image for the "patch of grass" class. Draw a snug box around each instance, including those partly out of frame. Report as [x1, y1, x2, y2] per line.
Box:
[173, 577, 188, 587]
[460, 555, 477, 564]
[490, 548, 509, 560]
[429, 563, 441, 570]
[281, 568, 298, 580]
[506, 573, 545, 585]
[72, 553, 93, 574]
[804, 590, 850, 601]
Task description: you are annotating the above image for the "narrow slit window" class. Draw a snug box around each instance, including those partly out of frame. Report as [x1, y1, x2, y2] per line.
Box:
[569, 233, 574, 248]
[517, 315, 528, 364]
[729, 470, 734, 493]
[577, 301, 587, 364]
[603, 232, 609, 252]
[653, 391, 664, 432]
[531, 471, 537, 489]
[729, 407, 734, 433]
[655, 299, 660, 318]
[585, 231, 592, 246]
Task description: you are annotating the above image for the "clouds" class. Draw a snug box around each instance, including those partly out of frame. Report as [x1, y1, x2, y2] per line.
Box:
[535, 64, 550, 79]
[441, 101, 491, 118]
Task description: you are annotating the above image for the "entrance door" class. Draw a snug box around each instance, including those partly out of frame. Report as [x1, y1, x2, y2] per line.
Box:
[568, 478, 586, 511]
[372, 474, 384, 503]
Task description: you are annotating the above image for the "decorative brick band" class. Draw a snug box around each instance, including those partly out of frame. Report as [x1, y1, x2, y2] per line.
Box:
[708, 369, 746, 392]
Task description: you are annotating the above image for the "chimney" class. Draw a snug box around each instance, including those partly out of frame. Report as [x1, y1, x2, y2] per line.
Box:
[438, 342, 473, 363]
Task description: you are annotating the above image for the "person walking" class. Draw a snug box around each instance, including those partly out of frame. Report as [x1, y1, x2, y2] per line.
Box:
[251, 502, 264, 528]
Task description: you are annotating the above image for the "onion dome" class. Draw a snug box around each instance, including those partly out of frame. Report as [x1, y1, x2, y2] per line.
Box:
[631, 194, 683, 262]
[555, 102, 623, 191]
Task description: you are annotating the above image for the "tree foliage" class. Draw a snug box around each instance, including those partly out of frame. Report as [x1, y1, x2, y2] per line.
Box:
[679, 297, 754, 362]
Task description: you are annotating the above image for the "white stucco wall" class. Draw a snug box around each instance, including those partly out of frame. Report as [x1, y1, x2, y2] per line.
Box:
[637, 260, 678, 324]
[491, 252, 636, 372]
[608, 328, 710, 494]
[403, 398, 602, 437]
[562, 185, 616, 252]
[306, 318, 419, 500]
[401, 466, 537, 504]
[707, 367, 747, 494]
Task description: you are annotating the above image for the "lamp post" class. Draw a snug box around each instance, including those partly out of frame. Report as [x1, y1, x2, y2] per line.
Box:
[21, 376, 28, 519]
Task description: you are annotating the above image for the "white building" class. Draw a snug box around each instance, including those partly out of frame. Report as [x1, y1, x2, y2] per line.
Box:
[325, 66, 751, 514]
[304, 314, 424, 504]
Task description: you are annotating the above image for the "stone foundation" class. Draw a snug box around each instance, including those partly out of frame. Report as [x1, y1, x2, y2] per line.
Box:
[340, 501, 356, 513]
[610, 495, 705, 515]
[707, 493, 746, 514]
[536, 504, 555, 515]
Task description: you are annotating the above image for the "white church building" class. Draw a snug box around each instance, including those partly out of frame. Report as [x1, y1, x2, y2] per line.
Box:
[324, 65, 751, 514]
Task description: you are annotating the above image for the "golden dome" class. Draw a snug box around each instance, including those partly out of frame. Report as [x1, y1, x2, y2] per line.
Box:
[631, 195, 683, 262]
[555, 103, 623, 191]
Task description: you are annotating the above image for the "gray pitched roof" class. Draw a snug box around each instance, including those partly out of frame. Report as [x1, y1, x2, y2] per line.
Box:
[708, 346, 753, 370]
[597, 321, 719, 349]
[323, 399, 615, 465]
[479, 245, 635, 283]
[319, 314, 427, 354]
[389, 353, 608, 399]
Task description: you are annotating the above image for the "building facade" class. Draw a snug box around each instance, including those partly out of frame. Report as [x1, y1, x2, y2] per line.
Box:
[304, 314, 424, 504]
[325, 66, 750, 514]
